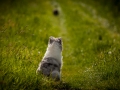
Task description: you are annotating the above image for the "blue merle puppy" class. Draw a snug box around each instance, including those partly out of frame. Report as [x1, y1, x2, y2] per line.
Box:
[36, 36, 63, 81]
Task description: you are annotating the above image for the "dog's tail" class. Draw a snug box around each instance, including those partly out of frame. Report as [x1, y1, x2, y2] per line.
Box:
[51, 70, 61, 81]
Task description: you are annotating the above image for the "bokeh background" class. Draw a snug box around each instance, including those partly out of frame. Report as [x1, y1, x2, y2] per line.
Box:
[0, 0, 120, 89]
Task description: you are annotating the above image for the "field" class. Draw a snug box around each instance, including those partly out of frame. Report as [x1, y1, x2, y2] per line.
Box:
[0, 0, 120, 89]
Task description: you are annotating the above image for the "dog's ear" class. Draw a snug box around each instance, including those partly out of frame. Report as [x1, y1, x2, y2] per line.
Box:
[58, 37, 62, 45]
[49, 36, 54, 44]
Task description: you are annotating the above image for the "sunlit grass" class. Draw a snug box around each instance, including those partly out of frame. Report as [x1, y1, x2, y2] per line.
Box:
[0, 0, 120, 89]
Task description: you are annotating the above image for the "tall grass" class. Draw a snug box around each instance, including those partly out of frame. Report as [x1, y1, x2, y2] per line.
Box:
[0, 0, 120, 89]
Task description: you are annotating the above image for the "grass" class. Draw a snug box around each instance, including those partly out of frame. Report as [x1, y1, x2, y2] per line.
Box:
[0, 0, 120, 89]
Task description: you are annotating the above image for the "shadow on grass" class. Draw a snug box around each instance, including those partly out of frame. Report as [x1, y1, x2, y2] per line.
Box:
[0, 75, 81, 90]
[50, 81, 81, 90]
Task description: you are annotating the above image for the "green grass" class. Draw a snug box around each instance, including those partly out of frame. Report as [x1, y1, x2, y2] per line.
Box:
[0, 0, 120, 89]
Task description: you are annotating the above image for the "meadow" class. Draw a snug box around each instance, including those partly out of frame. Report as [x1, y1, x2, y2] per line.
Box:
[0, 0, 120, 89]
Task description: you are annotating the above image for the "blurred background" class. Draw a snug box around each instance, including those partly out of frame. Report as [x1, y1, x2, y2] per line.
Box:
[0, 0, 120, 89]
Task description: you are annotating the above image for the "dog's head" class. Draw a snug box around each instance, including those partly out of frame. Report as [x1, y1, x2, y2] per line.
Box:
[48, 36, 62, 51]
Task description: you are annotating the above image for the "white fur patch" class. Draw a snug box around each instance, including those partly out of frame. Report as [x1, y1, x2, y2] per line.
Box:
[43, 42, 62, 65]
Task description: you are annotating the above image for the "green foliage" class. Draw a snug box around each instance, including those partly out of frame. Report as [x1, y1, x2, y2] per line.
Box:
[0, 0, 120, 89]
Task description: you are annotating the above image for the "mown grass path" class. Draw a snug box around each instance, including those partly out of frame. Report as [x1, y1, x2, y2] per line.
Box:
[0, 0, 120, 90]
[50, 0, 120, 89]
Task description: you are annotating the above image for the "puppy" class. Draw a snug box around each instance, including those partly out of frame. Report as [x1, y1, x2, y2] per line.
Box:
[36, 36, 63, 81]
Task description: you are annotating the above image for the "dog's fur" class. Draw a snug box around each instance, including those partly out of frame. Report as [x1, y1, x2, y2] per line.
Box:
[36, 36, 63, 81]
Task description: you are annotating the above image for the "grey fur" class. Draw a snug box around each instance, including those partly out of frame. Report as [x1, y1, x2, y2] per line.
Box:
[36, 36, 62, 81]
[37, 57, 61, 81]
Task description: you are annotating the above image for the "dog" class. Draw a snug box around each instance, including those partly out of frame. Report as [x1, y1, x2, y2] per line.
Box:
[36, 36, 63, 81]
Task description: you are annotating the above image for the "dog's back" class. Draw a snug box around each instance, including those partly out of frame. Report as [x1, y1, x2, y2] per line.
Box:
[36, 36, 63, 81]
[37, 57, 61, 81]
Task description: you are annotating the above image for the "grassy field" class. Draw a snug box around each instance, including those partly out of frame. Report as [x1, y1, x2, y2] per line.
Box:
[0, 0, 120, 89]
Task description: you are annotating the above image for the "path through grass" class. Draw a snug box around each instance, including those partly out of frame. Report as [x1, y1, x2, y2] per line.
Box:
[0, 0, 120, 89]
